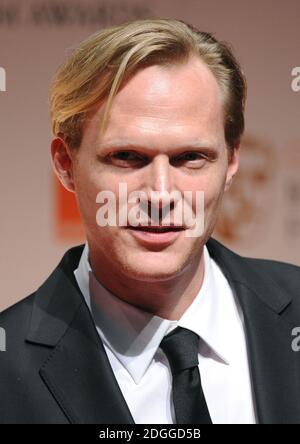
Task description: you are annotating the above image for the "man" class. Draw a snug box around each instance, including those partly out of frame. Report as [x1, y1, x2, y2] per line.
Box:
[1, 18, 300, 424]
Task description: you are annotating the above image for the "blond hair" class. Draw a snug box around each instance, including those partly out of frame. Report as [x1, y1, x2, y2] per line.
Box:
[50, 18, 246, 150]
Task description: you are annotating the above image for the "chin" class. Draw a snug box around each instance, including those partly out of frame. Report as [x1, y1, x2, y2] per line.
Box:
[118, 251, 189, 282]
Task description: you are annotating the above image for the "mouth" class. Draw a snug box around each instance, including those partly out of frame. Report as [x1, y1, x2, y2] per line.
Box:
[126, 225, 185, 232]
[125, 225, 185, 246]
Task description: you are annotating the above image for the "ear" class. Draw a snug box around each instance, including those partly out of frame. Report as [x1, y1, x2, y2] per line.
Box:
[224, 142, 240, 192]
[51, 136, 75, 193]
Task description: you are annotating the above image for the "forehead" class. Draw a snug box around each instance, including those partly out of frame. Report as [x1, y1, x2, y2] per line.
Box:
[84, 56, 225, 150]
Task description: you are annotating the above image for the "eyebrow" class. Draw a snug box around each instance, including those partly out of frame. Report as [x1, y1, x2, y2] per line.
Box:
[96, 139, 219, 152]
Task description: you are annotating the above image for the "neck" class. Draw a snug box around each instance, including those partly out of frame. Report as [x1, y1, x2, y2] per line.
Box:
[88, 247, 205, 320]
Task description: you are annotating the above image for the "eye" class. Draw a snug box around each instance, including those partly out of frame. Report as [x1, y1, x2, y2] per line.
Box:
[108, 150, 146, 167]
[172, 152, 209, 168]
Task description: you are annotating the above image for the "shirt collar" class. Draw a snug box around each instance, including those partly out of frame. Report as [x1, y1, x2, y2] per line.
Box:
[177, 246, 231, 365]
[74, 243, 230, 384]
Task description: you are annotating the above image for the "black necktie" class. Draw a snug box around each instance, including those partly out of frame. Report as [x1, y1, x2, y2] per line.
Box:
[160, 326, 212, 424]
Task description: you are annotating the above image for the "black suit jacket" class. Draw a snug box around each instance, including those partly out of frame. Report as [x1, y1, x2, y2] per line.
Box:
[1, 238, 300, 424]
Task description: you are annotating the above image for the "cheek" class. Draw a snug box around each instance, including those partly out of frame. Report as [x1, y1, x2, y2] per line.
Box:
[184, 172, 225, 202]
[190, 172, 227, 219]
[74, 160, 119, 206]
[205, 178, 225, 203]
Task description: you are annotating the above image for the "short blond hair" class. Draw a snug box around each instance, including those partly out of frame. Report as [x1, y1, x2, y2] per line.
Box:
[50, 18, 246, 150]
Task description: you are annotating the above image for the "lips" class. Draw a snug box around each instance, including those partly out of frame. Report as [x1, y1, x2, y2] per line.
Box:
[125, 224, 185, 246]
[126, 225, 185, 232]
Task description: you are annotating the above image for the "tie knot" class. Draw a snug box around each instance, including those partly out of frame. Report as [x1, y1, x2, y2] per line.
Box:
[160, 327, 200, 374]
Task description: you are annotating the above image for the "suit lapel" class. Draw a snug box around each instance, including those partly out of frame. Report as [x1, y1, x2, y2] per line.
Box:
[26, 245, 134, 424]
[207, 238, 300, 424]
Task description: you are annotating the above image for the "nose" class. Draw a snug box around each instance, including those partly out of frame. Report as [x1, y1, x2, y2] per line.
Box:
[142, 154, 179, 223]
[148, 153, 172, 196]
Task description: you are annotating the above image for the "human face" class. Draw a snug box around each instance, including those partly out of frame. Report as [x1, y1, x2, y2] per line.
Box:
[65, 56, 239, 282]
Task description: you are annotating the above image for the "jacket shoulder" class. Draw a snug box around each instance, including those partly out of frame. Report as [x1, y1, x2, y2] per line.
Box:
[243, 254, 300, 276]
[0, 292, 35, 326]
[245, 256, 300, 272]
[0, 293, 36, 353]
[207, 237, 300, 300]
[0, 244, 85, 327]
[243, 256, 300, 292]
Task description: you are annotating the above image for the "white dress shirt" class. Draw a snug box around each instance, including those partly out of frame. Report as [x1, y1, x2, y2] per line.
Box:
[74, 243, 257, 424]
